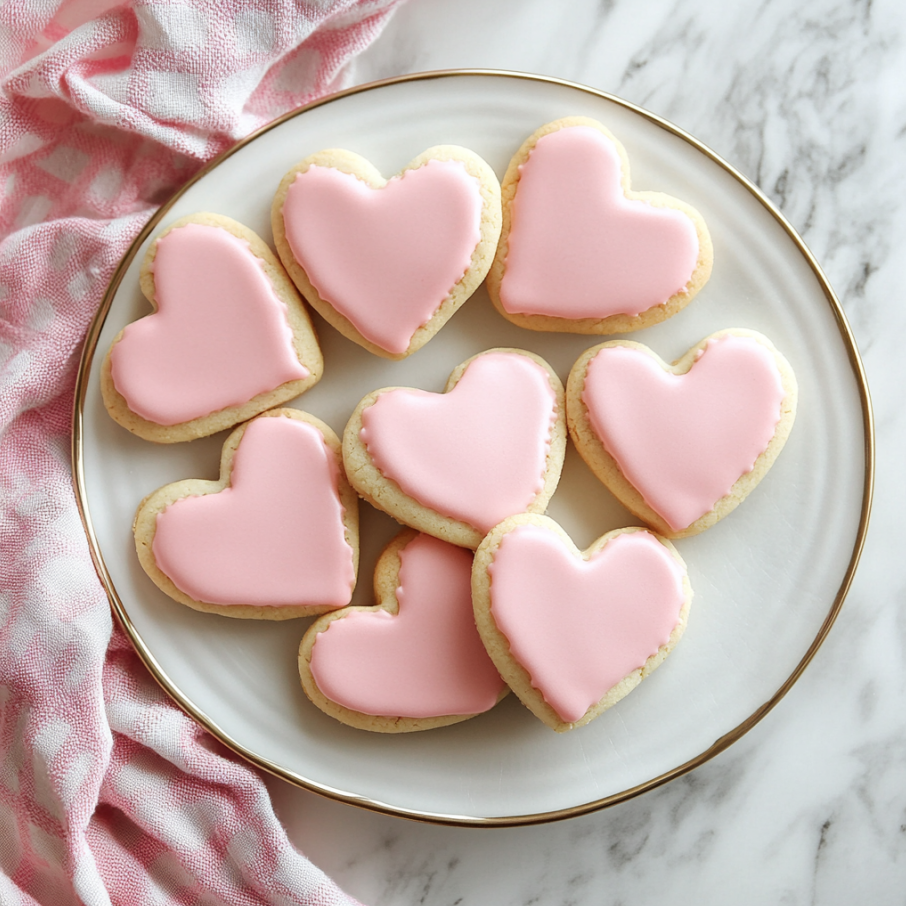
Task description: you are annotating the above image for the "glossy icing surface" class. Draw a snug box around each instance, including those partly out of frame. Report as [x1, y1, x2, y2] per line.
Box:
[282, 158, 482, 354]
[499, 125, 699, 319]
[153, 417, 354, 607]
[110, 223, 309, 425]
[360, 352, 558, 533]
[582, 336, 786, 531]
[489, 526, 685, 724]
[309, 534, 505, 718]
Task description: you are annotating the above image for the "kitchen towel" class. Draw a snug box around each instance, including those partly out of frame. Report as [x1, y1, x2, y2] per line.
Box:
[0, 2, 402, 903]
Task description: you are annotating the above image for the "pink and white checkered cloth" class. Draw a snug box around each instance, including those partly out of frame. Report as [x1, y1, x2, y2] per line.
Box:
[0, 2, 403, 903]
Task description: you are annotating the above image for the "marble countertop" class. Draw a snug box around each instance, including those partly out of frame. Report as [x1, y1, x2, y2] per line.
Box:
[264, 0, 905, 902]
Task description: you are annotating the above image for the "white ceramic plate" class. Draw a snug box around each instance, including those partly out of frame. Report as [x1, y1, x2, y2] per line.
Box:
[74, 71, 872, 825]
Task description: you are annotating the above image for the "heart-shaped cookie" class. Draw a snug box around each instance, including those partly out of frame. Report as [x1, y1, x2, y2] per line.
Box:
[300, 531, 507, 732]
[486, 117, 713, 334]
[472, 515, 691, 732]
[567, 330, 797, 538]
[272, 145, 502, 359]
[103, 213, 323, 443]
[133, 409, 358, 619]
[343, 349, 566, 549]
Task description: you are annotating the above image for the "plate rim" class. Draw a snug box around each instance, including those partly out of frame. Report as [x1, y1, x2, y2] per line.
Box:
[71, 68, 875, 828]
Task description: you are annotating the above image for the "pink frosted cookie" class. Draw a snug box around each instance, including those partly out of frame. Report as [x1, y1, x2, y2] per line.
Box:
[567, 329, 797, 538]
[299, 530, 508, 733]
[342, 348, 566, 549]
[133, 409, 358, 620]
[102, 213, 323, 443]
[271, 145, 501, 359]
[472, 515, 691, 732]
[486, 117, 713, 334]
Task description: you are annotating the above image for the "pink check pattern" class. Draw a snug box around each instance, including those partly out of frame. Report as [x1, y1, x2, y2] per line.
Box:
[0, 2, 402, 903]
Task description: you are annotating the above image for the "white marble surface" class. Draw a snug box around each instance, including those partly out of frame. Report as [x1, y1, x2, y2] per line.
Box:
[264, 0, 906, 902]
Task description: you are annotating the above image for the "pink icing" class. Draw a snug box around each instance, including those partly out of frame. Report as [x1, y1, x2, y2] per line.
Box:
[309, 534, 505, 718]
[360, 352, 558, 534]
[582, 336, 786, 532]
[499, 125, 700, 319]
[110, 222, 309, 426]
[489, 526, 685, 724]
[152, 416, 355, 607]
[282, 158, 483, 354]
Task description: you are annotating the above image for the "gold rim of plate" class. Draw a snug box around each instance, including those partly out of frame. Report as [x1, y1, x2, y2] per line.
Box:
[71, 69, 875, 828]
